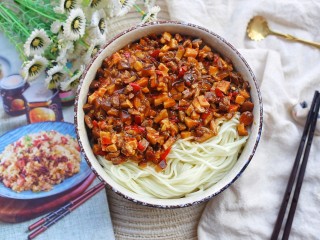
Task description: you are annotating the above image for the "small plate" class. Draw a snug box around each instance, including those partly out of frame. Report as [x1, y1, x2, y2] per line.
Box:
[0, 122, 91, 200]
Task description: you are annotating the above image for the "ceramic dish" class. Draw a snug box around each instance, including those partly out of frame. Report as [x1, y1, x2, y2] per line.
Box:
[0, 121, 91, 199]
[75, 21, 263, 208]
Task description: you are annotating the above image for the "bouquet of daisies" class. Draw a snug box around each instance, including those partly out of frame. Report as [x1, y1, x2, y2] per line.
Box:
[0, 0, 160, 91]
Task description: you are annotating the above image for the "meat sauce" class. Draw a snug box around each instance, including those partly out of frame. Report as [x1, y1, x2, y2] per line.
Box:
[83, 32, 254, 170]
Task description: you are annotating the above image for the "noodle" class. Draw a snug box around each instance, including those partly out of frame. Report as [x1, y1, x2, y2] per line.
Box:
[98, 114, 248, 198]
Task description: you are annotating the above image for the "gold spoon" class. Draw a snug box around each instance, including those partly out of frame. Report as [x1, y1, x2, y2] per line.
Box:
[247, 16, 320, 49]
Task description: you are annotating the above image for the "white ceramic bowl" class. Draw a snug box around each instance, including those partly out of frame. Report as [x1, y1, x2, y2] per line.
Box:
[75, 21, 263, 208]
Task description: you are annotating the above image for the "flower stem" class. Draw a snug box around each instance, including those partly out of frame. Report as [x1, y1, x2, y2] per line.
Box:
[134, 4, 145, 16]
[14, 0, 62, 22]
[0, 3, 30, 37]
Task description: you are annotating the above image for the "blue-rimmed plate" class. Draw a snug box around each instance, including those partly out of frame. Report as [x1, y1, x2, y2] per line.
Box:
[0, 121, 91, 199]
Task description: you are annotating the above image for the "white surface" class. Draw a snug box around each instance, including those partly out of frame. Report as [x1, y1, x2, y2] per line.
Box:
[166, 0, 320, 239]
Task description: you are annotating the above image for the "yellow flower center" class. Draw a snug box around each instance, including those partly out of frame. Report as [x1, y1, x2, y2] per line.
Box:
[31, 65, 39, 73]
[92, 0, 99, 6]
[92, 48, 98, 56]
[99, 20, 105, 30]
[73, 19, 80, 29]
[52, 74, 61, 82]
[65, 0, 72, 9]
[32, 38, 41, 47]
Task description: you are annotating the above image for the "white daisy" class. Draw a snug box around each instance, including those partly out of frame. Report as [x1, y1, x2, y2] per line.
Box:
[45, 65, 66, 89]
[51, 21, 64, 34]
[141, 5, 160, 24]
[21, 55, 49, 81]
[63, 8, 86, 41]
[23, 29, 51, 57]
[104, 0, 121, 18]
[54, 0, 79, 14]
[117, 0, 136, 17]
[60, 65, 84, 91]
[83, 39, 103, 64]
[88, 9, 108, 43]
[87, 0, 107, 8]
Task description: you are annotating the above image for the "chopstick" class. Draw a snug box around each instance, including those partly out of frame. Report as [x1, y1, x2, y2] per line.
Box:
[271, 90, 320, 240]
[27, 182, 105, 240]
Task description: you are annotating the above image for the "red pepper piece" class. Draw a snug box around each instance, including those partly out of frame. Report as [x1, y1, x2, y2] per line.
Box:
[125, 125, 145, 134]
[129, 82, 142, 92]
[201, 111, 211, 120]
[134, 115, 142, 125]
[215, 88, 224, 98]
[101, 137, 112, 145]
[150, 49, 160, 58]
[92, 120, 98, 128]
[160, 147, 171, 161]
[178, 66, 187, 78]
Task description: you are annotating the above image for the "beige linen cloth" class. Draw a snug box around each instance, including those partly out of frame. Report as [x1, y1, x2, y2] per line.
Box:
[108, 1, 320, 240]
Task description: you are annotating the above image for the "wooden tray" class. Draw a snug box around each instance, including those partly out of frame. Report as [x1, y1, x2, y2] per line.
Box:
[0, 173, 96, 223]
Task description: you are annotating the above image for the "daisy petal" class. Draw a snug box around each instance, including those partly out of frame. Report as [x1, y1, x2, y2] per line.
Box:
[60, 65, 84, 91]
[141, 6, 161, 24]
[21, 55, 49, 81]
[83, 39, 103, 64]
[54, 0, 79, 14]
[117, 0, 136, 17]
[63, 8, 86, 41]
[24, 29, 51, 57]
[45, 65, 66, 89]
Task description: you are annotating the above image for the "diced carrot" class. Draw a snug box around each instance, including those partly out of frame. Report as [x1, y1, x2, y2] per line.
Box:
[133, 61, 143, 71]
[163, 98, 176, 108]
[239, 89, 250, 99]
[228, 104, 239, 113]
[88, 92, 98, 104]
[169, 38, 178, 49]
[97, 87, 107, 97]
[197, 95, 210, 107]
[158, 63, 169, 76]
[161, 45, 170, 52]
[106, 84, 116, 95]
[184, 117, 199, 129]
[175, 46, 185, 60]
[162, 32, 172, 42]
[235, 94, 245, 104]
[202, 45, 212, 52]
[209, 66, 219, 76]
[184, 48, 198, 58]
[112, 52, 121, 64]
[154, 109, 168, 123]
[185, 104, 194, 116]
[181, 131, 192, 139]
[216, 80, 230, 94]
[154, 93, 168, 106]
[100, 131, 112, 145]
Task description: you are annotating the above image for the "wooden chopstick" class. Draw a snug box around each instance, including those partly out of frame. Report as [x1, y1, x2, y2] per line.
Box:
[27, 182, 105, 240]
[271, 90, 320, 240]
